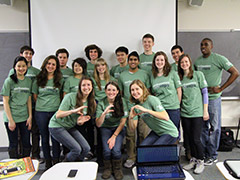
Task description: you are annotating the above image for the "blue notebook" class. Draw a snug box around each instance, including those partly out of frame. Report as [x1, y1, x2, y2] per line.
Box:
[136, 144, 185, 180]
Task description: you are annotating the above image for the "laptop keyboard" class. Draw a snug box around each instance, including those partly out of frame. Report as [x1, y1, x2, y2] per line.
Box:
[139, 165, 179, 174]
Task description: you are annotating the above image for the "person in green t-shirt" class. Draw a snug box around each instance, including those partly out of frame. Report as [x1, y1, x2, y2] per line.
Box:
[63, 57, 87, 96]
[178, 54, 209, 174]
[8, 46, 42, 161]
[92, 58, 116, 102]
[194, 38, 239, 165]
[110, 46, 129, 79]
[118, 51, 150, 169]
[96, 81, 128, 180]
[84, 44, 103, 77]
[49, 76, 96, 163]
[128, 79, 178, 146]
[139, 33, 155, 74]
[56, 48, 74, 80]
[1, 56, 32, 159]
[32, 55, 63, 170]
[151, 51, 182, 131]
[170, 45, 184, 72]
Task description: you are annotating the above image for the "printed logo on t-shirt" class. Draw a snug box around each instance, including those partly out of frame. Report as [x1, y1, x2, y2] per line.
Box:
[124, 80, 133, 86]
[197, 65, 211, 71]
[182, 82, 197, 88]
[152, 82, 170, 89]
[226, 61, 232, 67]
[13, 87, 30, 93]
[141, 62, 152, 67]
[114, 72, 120, 79]
[39, 86, 58, 93]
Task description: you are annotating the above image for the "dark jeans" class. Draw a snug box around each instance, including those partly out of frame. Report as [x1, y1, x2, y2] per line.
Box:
[100, 127, 126, 160]
[35, 111, 60, 160]
[141, 131, 177, 146]
[31, 109, 41, 158]
[5, 121, 31, 158]
[181, 116, 204, 160]
[50, 127, 90, 162]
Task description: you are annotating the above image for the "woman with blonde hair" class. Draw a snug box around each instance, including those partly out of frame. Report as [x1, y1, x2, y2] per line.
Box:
[128, 79, 178, 145]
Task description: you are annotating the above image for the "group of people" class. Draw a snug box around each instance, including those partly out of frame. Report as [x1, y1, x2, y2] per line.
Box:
[1, 33, 239, 179]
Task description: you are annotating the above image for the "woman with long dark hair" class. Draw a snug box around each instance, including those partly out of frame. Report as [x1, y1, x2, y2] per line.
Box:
[49, 76, 96, 162]
[1, 56, 32, 158]
[96, 81, 127, 180]
[178, 54, 209, 174]
[32, 55, 63, 170]
[151, 51, 182, 129]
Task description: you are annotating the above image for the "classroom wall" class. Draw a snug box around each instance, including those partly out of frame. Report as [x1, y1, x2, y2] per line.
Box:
[0, 0, 239, 147]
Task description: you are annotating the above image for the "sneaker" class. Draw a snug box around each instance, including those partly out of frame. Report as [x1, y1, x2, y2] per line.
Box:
[183, 157, 196, 170]
[84, 152, 94, 161]
[194, 159, 205, 174]
[204, 158, 213, 166]
[123, 159, 135, 168]
[204, 157, 218, 166]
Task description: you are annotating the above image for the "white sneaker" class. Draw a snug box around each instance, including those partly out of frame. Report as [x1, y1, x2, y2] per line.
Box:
[123, 159, 135, 168]
[194, 159, 205, 174]
[183, 157, 196, 170]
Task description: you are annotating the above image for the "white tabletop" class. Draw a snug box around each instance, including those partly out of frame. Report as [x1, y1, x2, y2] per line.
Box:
[40, 161, 98, 180]
[0, 159, 39, 180]
[132, 166, 194, 180]
[216, 162, 239, 180]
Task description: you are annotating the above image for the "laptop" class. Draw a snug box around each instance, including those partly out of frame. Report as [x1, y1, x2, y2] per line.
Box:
[136, 144, 185, 180]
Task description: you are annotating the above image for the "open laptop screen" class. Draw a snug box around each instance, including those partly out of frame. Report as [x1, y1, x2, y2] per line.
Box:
[137, 145, 179, 164]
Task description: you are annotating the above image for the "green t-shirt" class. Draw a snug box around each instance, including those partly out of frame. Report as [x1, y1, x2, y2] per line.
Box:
[171, 63, 178, 72]
[61, 67, 74, 80]
[1, 77, 32, 123]
[139, 53, 155, 74]
[87, 62, 95, 77]
[8, 66, 40, 81]
[63, 76, 80, 94]
[110, 64, 129, 79]
[180, 71, 208, 118]
[118, 69, 150, 104]
[194, 53, 233, 100]
[150, 71, 181, 109]
[91, 76, 116, 102]
[96, 97, 128, 128]
[49, 93, 88, 129]
[132, 95, 178, 137]
[32, 78, 63, 112]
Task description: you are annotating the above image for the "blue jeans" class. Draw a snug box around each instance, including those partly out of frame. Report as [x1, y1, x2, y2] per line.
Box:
[5, 121, 31, 156]
[166, 109, 180, 129]
[100, 127, 126, 160]
[35, 111, 60, 160]
[50, 127, 90, 162]
[201, 97, 221, 159]
[141, 131, 177, 145]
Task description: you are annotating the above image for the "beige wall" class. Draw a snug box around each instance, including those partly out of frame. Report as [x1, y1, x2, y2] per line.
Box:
[0, 0, 239, 147]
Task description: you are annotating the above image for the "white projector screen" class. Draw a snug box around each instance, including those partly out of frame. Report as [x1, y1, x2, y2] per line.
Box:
[30, 0, 177, 69]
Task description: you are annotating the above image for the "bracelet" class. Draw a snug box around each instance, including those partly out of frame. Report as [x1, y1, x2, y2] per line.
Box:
[113, 133, 117, 137]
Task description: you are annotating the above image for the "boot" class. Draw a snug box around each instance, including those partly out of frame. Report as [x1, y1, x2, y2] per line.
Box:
[45, 159, 52, 170]
[22, 148, 31, 158]
[112, 159, 123, 180]
[102, 159, 112, 179]
[8, 148, 18, 159]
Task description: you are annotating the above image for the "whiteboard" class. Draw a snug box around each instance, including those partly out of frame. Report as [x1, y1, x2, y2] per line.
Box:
[29, 0, 177, 68]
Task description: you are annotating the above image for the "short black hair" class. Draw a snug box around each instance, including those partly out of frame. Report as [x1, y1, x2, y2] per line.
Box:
[142, 33, 154, 42]
[202, 38, 213, 45]
[55, 48, 69, 58]
[115, 46, 129, 55]
[20, 46, 34, 55]
[171, 45, 183, 52]
[72, 57, 87, 75]
[128, 51, 139, 61]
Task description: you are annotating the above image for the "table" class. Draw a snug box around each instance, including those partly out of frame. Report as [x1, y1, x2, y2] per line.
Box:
[0, 159, 39, 180]
[132, 166, 194, 180]
[40, 161, 98, 180]
[216, 162, 239, 180]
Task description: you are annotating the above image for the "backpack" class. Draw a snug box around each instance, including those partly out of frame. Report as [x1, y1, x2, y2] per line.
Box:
[218, 128, 234, 152]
